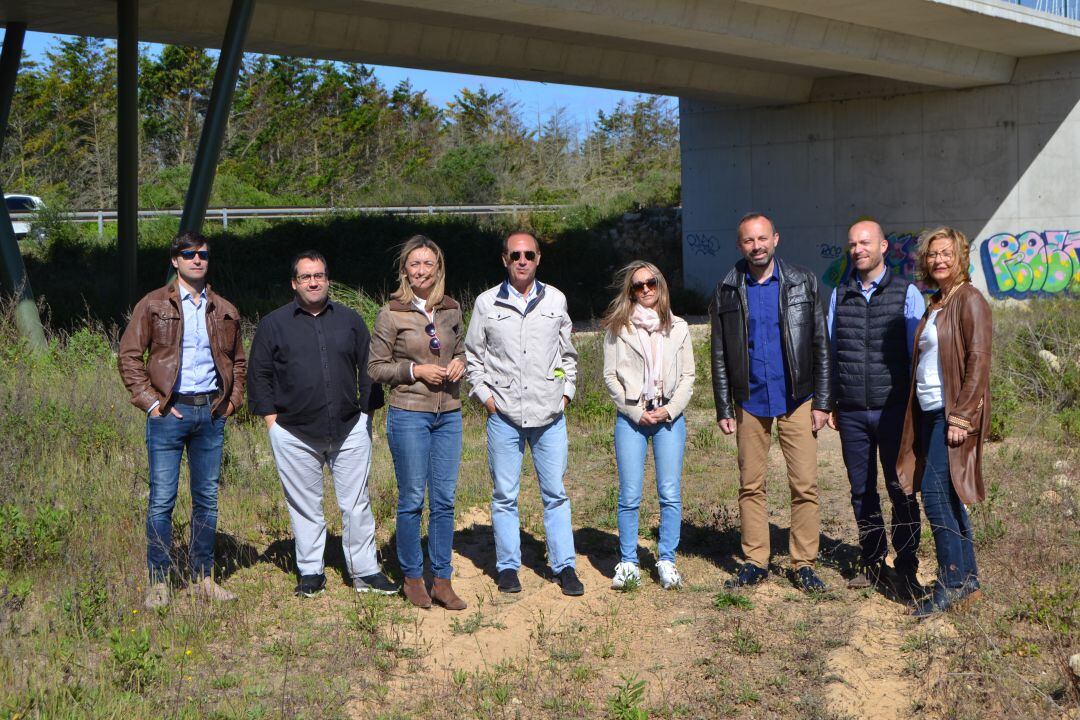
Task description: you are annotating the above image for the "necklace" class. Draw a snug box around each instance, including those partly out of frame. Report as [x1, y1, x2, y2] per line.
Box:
[933, 280, 966, 310]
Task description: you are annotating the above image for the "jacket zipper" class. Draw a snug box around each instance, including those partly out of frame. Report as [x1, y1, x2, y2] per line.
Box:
[863, 292, 871, 410]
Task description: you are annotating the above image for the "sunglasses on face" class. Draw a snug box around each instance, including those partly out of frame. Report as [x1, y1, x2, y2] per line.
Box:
[424, 322, 442, 352]
[178, 250, 209, 261]
[295, 272, 327, 283]
[508, 250, 537, 262]
[631, 277, 658, 293]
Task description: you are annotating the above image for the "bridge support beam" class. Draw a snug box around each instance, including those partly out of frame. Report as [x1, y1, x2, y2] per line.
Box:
[117, 0, 139, 310]
[0, 23, 46, 351]
[179, 0, 254, 235]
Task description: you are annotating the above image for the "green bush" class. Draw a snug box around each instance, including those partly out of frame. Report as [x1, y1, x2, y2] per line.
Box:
[0, 504, 70, 569]
[61, 582, 110, 638]
[60, 327, 112, 370]
[109, 627, 162, 691]
[992, 297, 1080, 440]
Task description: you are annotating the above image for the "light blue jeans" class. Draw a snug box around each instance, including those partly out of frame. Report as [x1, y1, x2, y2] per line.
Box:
[614, 412, 686, 564]
[487, 412, 576, 574]
[386, 407, 462, 579]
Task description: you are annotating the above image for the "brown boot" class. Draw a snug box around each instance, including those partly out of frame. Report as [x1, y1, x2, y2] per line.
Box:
[431, 578, 467, 611]
[402, 577, 432, 608]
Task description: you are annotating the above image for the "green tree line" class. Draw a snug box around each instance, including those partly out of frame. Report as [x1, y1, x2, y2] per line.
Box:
[0, 37, 680, 210]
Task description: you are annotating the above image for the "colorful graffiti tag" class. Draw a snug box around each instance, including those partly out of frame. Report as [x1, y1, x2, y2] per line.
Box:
[981, 231, 1080, 298]
[822, 232, 924, 289]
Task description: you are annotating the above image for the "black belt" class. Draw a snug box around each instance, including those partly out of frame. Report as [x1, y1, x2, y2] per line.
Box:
[173, 392, 217, 406]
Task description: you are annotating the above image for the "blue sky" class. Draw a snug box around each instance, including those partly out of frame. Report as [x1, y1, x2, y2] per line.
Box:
[15, 31, 651, 131]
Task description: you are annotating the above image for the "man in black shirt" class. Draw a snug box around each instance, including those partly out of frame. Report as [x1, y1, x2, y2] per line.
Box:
[249, 250, 398, 597]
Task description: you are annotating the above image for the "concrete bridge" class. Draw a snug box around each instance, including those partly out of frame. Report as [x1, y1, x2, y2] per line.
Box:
[2, 0, 1080, 344]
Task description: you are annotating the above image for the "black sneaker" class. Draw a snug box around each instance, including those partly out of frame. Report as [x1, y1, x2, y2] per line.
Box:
[353, 572, 400, 595]
[555, 567, 585, 596]
[846, 560, 886, 590]
[724, 563, 768, 589]
[497, 568, 522, 593]
[796, 566, 827, 593]
[892, 566, 926, 602]
[295, 573, 326, 598]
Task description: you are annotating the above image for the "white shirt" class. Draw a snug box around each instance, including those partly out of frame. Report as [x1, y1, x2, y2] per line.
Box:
[505, 281, 538, 314]
[408, 296, 435, 382]
[916, 308, 944, 411]
[412, 296, 433, 322]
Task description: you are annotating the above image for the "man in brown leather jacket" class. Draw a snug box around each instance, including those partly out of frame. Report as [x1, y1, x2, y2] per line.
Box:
[118, 231, 246, 609]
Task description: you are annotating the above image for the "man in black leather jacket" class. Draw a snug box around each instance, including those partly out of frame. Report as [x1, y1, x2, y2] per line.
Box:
[710, 213, 833, 592]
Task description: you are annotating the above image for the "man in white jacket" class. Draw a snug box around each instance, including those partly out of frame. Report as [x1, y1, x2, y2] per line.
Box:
[465, 231, 583, 596]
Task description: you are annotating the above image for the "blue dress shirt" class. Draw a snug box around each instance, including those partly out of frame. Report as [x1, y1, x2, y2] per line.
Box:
[742, 264, 802, 418]
[174, 284, 219, 394]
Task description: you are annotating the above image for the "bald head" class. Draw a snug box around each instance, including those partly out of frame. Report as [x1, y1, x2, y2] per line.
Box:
[847, 220, 889, 281]
[849, 220, 885, 243]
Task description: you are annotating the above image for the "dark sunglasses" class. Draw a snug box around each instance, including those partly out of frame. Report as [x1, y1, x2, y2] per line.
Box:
[631, 277, 658, 293]
[178, 250, 209, 261]
[424, 322, 441, 352]
[508, 250, 537, 262]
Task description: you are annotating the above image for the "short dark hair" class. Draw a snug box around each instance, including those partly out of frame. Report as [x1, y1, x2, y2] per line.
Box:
[170, 231, 209, 258]
[291, 250, 328, 278]
[502, 231, 540, 255]
[736, 212, 775, 237]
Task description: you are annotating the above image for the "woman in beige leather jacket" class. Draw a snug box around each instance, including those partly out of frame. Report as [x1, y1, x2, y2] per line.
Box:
[601, 261, 695, 590]
[369, 235, 467, 611]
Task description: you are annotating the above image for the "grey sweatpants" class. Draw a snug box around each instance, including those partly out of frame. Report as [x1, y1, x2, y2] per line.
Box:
[268, 416, 380, 578]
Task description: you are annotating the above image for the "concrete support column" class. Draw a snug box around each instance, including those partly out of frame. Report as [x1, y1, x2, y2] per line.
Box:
[0, 23, 47, 351]
[179, 0, 254, 234]
[117, 0, 139, 310]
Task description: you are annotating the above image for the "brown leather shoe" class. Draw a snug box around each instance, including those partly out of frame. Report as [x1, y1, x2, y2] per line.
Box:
[402, 577, 432, 608]
[189, 576, 237, 603]
[431, 578, 467, 611]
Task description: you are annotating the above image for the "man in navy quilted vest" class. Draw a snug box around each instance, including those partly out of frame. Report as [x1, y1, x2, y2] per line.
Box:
[827, 220, 925, 599]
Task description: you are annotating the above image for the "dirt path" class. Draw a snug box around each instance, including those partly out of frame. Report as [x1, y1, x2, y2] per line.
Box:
[343, 413, 923, 719]
[824, 593, 917, 719]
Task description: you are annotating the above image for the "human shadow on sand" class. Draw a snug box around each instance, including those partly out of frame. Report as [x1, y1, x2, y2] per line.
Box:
[452, 522, 552, 583]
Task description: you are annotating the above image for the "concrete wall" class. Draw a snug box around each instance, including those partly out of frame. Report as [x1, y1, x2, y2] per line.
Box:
[680, 51, 1080, 301]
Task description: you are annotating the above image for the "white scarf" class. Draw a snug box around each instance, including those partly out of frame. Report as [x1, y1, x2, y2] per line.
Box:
[630, 304, 665, 401]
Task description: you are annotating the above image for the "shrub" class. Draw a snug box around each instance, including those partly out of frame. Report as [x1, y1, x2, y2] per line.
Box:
[109, 627, 162, 691]
[0, 504, 70, 569]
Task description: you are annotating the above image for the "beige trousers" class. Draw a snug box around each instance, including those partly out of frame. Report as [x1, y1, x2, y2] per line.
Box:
[735, 400, 820, 570]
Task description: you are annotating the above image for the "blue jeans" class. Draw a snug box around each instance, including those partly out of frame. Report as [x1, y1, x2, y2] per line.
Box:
[837, 404, 921, 572]
[614, 413, 686, 564]
[386, 407, 462, 579]
[145, 405, 226, 583]
[487, 412, 575, 574]
[920, 409, 979, 589]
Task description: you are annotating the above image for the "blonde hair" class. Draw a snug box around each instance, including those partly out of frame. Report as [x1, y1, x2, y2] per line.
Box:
[601, 261, 673, 334]
[390, 235, 446, 306]
[916, 226, 971, 289]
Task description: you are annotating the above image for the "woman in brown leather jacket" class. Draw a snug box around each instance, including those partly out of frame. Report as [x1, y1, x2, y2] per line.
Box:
[896, 226, 992, 618]
[368, 236, 468, 611]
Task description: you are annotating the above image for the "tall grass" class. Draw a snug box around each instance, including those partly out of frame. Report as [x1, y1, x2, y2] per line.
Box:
[0, 295, 1076, 717]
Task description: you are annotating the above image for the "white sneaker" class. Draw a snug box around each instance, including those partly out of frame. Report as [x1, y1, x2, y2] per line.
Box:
[611, 562, 641, 589]
[656, 560, 682, 589]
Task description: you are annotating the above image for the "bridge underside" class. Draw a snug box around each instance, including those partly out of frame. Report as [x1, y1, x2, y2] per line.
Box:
[7, 0, 1080, 105]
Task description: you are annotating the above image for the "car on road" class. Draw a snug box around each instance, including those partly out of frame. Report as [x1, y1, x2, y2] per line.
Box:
[4, 193, 44, 238]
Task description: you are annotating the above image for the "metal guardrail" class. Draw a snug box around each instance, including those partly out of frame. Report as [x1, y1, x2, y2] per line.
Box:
[1007, 0, 1080, 20]
[9, 204, 570, 236]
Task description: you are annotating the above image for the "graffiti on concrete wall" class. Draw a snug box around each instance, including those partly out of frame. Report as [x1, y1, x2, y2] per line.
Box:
[981, 230, 1080, 298]
[822, 232, 923, 289]
[686, 233, 721, 256]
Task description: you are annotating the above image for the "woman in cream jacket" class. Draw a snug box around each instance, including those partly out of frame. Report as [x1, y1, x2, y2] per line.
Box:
[602, 261, 695, 590]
